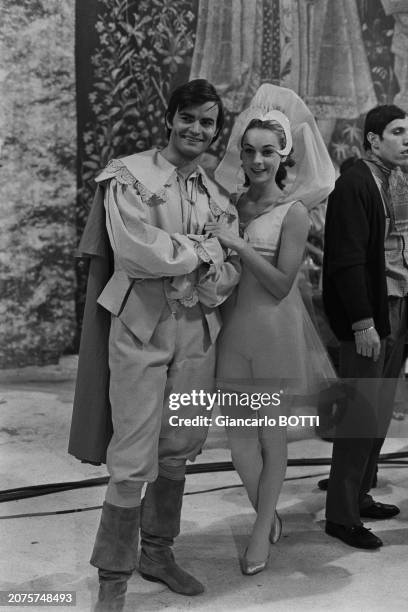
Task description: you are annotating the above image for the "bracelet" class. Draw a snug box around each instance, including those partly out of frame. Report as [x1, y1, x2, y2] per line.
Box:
[354, 326, 374, 336]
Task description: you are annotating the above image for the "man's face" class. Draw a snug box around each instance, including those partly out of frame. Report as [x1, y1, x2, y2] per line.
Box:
[166, 102, 219, 161]
[369, 117, 408, 167]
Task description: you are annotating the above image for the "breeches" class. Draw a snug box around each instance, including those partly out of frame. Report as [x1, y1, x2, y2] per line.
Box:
[106, 304, 215, 485]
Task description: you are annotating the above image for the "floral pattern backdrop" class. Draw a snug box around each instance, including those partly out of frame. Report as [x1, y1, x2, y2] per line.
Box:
[78, 0, 402, 205]
[330, 1, 397, 164]
[0, 0, 404, 366]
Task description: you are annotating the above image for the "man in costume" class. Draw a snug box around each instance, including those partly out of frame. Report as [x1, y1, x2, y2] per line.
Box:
[69, 79, 240, 611]
[323, 105, 408, 549]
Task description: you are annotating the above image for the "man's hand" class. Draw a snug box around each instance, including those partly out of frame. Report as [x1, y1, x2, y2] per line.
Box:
[204, 222, 245, 251]
[354, 327, 381, 361]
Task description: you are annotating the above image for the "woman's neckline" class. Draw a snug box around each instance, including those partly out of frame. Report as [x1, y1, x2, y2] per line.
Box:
[236, 192, 286, 226]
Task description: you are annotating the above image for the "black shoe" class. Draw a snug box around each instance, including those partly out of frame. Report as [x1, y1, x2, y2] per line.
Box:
[360, 501, 400, 519]
[317, 478, 329, 491]
[325, 521, 383, 549]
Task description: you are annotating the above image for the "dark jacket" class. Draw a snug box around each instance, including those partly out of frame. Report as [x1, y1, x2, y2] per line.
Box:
[323, 160, 390, 341]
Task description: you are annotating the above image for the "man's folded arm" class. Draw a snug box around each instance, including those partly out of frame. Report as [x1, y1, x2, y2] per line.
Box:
[105, 179, 224, 278]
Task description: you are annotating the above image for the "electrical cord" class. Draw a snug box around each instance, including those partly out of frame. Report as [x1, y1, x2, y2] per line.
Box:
[1, 452, 408, 520]
[0, 472, 333, 520]
[1, 452, 407, 504]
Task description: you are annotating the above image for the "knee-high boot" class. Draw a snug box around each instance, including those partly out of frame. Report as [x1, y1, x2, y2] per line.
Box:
[139, 475, 204, 596]
[90, 502, 140, 612]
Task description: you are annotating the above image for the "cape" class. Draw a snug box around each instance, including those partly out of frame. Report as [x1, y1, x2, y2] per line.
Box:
[68, 185, 113, 464]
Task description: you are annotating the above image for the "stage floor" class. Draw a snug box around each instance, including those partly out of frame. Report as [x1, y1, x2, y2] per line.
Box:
[1, 359, 408, 611]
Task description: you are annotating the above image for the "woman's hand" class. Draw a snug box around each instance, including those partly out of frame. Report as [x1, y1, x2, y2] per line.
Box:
[204, 222, 246, 251]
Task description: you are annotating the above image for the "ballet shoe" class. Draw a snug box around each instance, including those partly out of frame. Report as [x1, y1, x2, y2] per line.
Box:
[269, 510, 282, 544]
[240, 547, 269, 576]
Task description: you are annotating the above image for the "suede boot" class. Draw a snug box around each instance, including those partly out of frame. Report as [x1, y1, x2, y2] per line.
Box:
[94, 570, 131, 612]
[139, 475, 204, 596]
[91, 502, 140, 611]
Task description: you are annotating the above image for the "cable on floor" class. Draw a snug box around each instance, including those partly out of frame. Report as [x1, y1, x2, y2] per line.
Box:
[0, 452, 407, 504]
[0, 472, 333, 519]
[1, 456, 408, 520]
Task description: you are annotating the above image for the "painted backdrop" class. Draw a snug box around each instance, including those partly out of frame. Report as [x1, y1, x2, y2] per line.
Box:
[0, 0, 406, 366]
[0, 1, 76, 367]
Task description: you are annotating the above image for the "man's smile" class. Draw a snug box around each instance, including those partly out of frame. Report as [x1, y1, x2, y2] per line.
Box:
[182, 136, 204, 143]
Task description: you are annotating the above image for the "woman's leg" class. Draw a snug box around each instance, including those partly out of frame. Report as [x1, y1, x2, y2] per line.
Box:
[245, 422, 287, 562]
[226, 426, 263, 509]
[218, 344, 287, 561]
[218, 346, 264, 509]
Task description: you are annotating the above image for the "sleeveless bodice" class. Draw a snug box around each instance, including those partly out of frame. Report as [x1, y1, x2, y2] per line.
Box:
[234, 201, 296, 312]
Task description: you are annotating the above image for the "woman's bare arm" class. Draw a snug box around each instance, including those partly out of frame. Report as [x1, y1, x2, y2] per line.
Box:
[206, 202, 310, 301]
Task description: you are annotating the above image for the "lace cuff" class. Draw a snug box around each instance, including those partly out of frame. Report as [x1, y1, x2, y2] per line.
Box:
[194, 237, 224, 268]
[194, 242, 212, 264]
[166, 275, 199, 309]
[178, 289, 199, 308]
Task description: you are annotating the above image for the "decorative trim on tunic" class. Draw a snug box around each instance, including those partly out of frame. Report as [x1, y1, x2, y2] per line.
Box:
[104, 159, 168, 206]
[209, 198, 237, 220]
[105, 159, 136, 185]
[194, 242, 213, 264]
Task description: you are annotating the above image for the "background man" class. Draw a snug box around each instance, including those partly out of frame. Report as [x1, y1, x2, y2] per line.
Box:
[323, 104, 408, 549]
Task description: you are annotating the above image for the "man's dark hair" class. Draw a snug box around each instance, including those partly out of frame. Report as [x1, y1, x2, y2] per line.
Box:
[165, 79, 224, 143]
[339, 155, 358, 175]
[363, 104, 406, 151]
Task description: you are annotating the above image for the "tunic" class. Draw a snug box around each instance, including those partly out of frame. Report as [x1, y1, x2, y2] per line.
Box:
[69, 149, 240, 474]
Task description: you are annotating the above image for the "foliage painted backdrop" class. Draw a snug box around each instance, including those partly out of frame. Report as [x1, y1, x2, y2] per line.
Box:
[78, 0, 197, 227]
[0, 0, 76, 367]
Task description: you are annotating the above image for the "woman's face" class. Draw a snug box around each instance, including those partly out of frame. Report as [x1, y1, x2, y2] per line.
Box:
[241, 128, 282, 186]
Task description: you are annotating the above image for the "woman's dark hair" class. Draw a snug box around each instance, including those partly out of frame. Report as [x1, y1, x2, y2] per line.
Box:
[363, 104, 406, 151]
[241, 118, 295, 190]
[165, 79, 224, 143]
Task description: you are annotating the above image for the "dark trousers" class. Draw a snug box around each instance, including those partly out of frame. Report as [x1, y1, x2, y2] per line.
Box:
[326, 297, 407, 526]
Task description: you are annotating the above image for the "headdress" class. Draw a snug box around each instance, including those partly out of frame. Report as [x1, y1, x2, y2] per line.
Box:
[248, 109, 293, 156]
[215, 84, 335, 209]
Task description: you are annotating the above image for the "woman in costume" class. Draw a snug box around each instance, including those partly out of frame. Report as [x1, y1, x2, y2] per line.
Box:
[206, 84, 336, 575]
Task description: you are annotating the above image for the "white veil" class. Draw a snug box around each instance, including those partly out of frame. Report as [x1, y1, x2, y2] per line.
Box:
[215, 84, 336, 209]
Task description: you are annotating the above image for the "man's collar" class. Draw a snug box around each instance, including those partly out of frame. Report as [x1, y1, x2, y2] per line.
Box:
[97, 149, 203, 191]
[96, 148, 232, 213]
[363, 151, 398, 176]
[120, 149, 176, 192]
